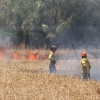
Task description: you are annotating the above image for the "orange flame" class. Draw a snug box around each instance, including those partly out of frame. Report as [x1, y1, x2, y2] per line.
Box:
[0, 46, 7, 60]
[0, 46, 49, 61]
[28, 49, 40, 61]
[12, 51, 21, 60]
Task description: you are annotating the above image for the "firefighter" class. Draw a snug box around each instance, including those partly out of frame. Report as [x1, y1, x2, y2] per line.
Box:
[81, 52, 91, 79]
[49, 45, 57, 74]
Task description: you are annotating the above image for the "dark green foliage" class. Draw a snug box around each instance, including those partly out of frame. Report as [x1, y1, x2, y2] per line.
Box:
[0, 0, 100, 48]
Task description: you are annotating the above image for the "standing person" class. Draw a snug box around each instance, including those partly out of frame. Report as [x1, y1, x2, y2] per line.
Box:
[49, 45, 57, 74]
[81, 52, 91, 79]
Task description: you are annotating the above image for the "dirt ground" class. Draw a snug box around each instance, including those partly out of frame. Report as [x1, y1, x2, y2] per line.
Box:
[0, 59, 100, 100]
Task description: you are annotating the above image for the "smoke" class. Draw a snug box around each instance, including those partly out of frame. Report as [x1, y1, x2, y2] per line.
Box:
[0, 0, 100, 80]
[88, 0, 95, 2]
[53, 25, 100, 81]
[0, 31, 20, 49]
[3, 36, 12, 48]
[55, 43, 100, 80]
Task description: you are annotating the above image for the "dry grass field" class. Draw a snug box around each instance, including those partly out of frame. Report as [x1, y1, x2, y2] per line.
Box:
[0, 49, 100, 100]
[0, 60, 100, 100]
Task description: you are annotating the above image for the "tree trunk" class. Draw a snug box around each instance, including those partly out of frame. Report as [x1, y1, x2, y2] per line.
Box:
[24, 31, 29, 49]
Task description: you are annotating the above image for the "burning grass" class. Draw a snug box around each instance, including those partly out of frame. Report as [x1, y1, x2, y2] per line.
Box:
[0, 60, 100, 100]
[0, 46, 49, 61]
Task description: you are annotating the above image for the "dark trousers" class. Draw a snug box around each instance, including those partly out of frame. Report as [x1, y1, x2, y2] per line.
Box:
[82, 67, 90, 80]
[82, 73, 90, 79]
[49, 62, 56, 74]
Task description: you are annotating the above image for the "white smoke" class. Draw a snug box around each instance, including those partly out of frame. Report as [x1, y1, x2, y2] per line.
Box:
[55, 39, 100, 81]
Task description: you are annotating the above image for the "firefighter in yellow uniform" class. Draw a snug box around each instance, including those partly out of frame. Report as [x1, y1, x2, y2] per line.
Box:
[49, 45, 57, 73]
[81, 52, 91, 79]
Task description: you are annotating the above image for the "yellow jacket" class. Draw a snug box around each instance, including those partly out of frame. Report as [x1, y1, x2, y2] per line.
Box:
[81, 58, 91, 71]
[49, 51, 56, 62]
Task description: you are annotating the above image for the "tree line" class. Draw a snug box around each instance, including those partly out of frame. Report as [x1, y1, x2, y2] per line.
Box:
[0, 0, 100, 49]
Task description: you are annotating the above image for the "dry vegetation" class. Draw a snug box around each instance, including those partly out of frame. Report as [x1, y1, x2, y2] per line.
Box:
[0, 58, 100, 100]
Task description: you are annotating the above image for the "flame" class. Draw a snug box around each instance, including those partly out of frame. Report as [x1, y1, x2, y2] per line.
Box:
[12, 51, 21, 60]
[0, 46, 7, 60]
[28, 49, 40, 61]
[0, 46, 48, 61]
[20, 55, 26, 60]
